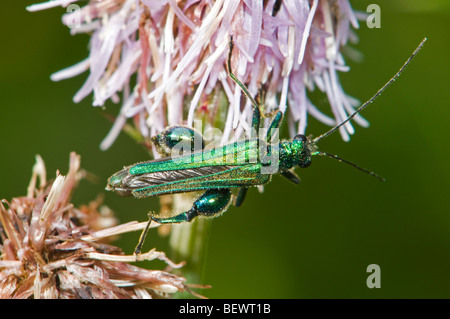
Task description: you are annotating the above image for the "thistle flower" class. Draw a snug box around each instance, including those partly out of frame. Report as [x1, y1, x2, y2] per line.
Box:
[0, 152, 201, 299]
[24, 0, 370, 296]
[27, 0, 368, 152]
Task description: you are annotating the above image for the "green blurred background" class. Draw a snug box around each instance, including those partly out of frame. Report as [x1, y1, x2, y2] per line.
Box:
[1, 1, 449, 298]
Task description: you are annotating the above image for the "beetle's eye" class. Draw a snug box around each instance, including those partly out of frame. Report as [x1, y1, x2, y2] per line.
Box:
[293, 134, 307, 143]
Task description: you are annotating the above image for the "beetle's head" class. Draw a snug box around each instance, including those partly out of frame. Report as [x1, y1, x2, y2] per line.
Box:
[292, 134, 316, 169]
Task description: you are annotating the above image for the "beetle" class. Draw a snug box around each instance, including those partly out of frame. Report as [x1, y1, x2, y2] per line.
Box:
[106, 37, 425, 252]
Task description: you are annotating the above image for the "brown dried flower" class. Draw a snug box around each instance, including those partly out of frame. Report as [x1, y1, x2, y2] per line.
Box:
[0, 152, 201, 299]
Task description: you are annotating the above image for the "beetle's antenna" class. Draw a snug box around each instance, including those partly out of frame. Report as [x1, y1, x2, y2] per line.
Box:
[313, 38, 427, 144]
[314, 151, 386, 182]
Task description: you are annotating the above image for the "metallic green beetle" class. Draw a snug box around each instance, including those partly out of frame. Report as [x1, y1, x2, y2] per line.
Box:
[106, 38, 425, 227]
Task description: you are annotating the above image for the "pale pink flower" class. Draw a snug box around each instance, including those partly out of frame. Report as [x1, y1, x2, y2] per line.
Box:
[27, 0, 366, 151]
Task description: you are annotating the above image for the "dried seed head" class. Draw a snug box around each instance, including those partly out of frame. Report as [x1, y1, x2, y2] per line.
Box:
[0, 152, 202, 299]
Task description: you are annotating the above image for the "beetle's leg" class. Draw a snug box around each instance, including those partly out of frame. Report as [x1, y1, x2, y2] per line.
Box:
[251, 105, 261, 139]
[280, 170, 301, 184]
[227, 37, 278, 119]
[151, 189, 232, 224]
[234, 187, 249, 207]
[256, 84, 266, 112]
[226, 37, 260, 112]
[134, 214, 153, 255]
[226, 36, 276, 117]
[152, 125, 205, 157]
[266, 111, 283, 143]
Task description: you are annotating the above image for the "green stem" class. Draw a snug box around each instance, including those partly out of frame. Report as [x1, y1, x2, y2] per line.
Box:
[169, 193, 211, 298]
